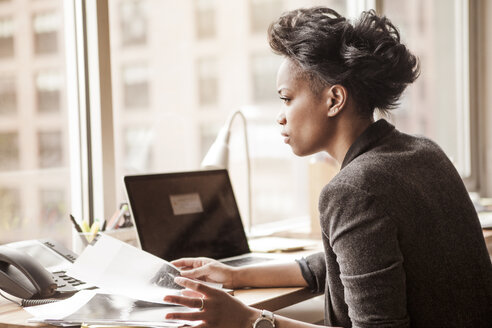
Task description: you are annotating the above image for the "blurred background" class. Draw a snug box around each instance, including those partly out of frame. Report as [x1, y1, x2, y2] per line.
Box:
[0, 0, 490, 247]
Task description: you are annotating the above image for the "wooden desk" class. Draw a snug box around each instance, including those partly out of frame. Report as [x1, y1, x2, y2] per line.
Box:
[0, 285, 318, 328]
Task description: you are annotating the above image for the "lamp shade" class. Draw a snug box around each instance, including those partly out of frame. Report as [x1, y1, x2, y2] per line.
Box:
[201, 127, 231, 169]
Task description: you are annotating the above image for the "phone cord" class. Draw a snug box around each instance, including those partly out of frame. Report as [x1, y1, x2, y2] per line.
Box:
[0, 290, 59, 307]
[21, 298, 59, 307]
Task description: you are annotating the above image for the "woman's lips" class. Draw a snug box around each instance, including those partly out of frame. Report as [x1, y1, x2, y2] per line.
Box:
[281, 133, 290, 144]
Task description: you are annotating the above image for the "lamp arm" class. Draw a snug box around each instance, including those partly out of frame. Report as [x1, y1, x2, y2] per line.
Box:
[227, 110, 253, 233]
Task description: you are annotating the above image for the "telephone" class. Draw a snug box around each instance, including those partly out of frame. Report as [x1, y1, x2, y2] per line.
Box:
[0, 239, 91, 301]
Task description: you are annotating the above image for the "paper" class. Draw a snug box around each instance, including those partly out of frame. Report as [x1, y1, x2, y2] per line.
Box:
[26, 290, 199, 327]
[67, 234, 183, 304]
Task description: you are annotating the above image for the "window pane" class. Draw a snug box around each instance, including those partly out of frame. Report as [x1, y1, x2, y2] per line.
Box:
[38, 131, 63, 168]
[109, 0, 347, 227]
[0, 75, 16, 114]
[0, 132, 19, 170]
[0, 16, 14, 57]
[123, 64, 149, 110]
[382, 0, 468, 175]
[120, 0, 147, 46]
[0, 1, 71, 246]
[195, 0, 216, 39]
[197, 57, 218, 106]
[33, 12, 59, 55]
[36, 70, 61, 113]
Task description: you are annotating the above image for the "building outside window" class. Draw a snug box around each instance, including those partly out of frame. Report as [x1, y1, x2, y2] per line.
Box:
[249, 0, 283, 34]
[197, 57, 218, 106]
[0, 0, 71, 246]
[39, 189, 65, 226]
[123, 64, 149, 110]
[0, 75, 16, 114]
[38, 131, 63, 168]
[251, 53, 280, 103]
[120, 0, 147, 46]
[0, 16, 14, 57]
[36, 70, 61, 113]
[123, 126, 153, 174]
[0, 132, 19, 170]
[33, 12, 59, 55]
[0, 188, 21, 231]
[195, 0, 216, 39]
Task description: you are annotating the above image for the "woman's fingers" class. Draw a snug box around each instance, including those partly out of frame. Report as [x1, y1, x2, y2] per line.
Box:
[180, 265, 210, 279]
[174, 277, 219, 297]
[165, 310, 203, 321]
[181, 289, 203, 298]
[163, 295, 203, 310]
[171, 257, 211, 268]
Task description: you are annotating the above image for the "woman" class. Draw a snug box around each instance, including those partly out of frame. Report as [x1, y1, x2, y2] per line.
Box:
[163, 7, 492, 327]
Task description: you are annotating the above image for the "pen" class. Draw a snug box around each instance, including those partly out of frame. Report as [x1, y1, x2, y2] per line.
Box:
[88, 220, 100, 243]
[69, 214, 83, 233]
[81, 219, 91, 233]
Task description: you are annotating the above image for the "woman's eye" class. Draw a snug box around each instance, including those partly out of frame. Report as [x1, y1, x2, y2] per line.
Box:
[280, 96, 290, 104]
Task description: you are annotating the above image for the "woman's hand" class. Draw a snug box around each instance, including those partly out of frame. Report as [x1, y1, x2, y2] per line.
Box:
[171, 257, 238, 288]
[164, 277, 259, 328]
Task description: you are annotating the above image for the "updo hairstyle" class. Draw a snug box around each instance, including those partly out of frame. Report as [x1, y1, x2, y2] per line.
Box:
[268, 7, 420, 116]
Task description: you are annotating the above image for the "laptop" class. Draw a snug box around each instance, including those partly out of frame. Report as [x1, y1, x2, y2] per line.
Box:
[124, 169, 272, 267]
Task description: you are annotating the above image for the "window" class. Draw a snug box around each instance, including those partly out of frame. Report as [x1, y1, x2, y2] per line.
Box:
[120, 0, 147, 46]
[39, 189, 65, 225]
[0, 75, 16, 114]
[0, 188, 21, 238]
[0, 0, 71, 246]
[123, 64, 149, 110]
[195, 0, 216, 39]
[123, 126, 153, 173]
[251, 53, 280, 102]
[109, 0, 349, 228]
[0, 132, 19, 170]
[381, 0, 473, 178]
[0, 16, 13, 57]
[36, 70, 61, 113]
[38, 131, 63, 168]
[197, 57, 218, 106]
[250, 0, 283, 34]
[33, 12, 59, 55]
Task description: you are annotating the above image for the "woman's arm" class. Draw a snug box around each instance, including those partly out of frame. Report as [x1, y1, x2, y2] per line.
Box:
[234, 261, 308, 288]
[172, 257, 309, 288]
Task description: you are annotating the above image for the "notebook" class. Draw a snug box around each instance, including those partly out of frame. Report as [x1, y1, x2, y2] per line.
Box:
[124, 169, 272, 267]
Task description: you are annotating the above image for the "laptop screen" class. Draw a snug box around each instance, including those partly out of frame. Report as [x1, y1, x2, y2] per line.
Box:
[124, 169, 251, 261]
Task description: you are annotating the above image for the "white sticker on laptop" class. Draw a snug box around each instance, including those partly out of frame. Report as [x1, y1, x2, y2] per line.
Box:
[169, 193, 204, 215]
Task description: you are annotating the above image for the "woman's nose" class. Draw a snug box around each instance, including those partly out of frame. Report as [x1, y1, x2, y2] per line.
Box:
[276, 111, 286, 125]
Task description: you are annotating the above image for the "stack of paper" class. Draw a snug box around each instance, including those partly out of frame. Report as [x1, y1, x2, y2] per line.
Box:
[25, 234, 201, 327]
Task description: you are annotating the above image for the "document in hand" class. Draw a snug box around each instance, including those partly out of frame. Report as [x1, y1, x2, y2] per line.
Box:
[66, 234, 183, 304]
[25, 289, 199, 327]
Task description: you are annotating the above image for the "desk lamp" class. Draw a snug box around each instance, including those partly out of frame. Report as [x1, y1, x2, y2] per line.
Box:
[201, 110, 252, 232]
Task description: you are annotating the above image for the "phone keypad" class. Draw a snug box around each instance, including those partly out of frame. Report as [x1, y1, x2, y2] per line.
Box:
[52, 270, 88, 292]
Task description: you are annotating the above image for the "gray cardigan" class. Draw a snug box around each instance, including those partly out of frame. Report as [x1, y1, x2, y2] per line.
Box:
[298, 119, 492, 327]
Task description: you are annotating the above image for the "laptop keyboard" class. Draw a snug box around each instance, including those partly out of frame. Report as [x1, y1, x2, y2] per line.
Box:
[221, 256, 272, 267]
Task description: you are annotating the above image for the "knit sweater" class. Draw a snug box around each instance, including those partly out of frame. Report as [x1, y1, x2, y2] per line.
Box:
[298, 119, 492, 327]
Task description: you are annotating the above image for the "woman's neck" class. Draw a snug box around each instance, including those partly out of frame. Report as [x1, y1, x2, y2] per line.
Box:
[328, 114, 374, 164]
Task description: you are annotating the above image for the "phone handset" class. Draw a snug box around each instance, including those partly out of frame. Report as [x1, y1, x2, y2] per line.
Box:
[0, 246, 57, 299]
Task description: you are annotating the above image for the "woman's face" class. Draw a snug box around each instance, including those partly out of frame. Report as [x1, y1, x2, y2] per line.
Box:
[276, 59, 332, 156]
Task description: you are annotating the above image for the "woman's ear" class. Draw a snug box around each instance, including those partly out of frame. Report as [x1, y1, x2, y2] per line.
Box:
[325, 85, 347, 118]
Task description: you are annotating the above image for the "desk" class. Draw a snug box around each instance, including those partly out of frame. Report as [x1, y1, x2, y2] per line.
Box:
[0, 241, 322, 328]
[0, 286, 318, 328]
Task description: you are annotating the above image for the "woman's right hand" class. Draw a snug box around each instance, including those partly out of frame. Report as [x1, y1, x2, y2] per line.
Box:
[171, 257, 239, 289]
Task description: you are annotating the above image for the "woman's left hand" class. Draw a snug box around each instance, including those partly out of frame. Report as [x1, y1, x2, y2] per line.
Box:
[164, 277, 260, 328]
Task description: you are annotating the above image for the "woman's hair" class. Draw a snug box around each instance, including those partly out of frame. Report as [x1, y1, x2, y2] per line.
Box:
[268, 7, 420, 116]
